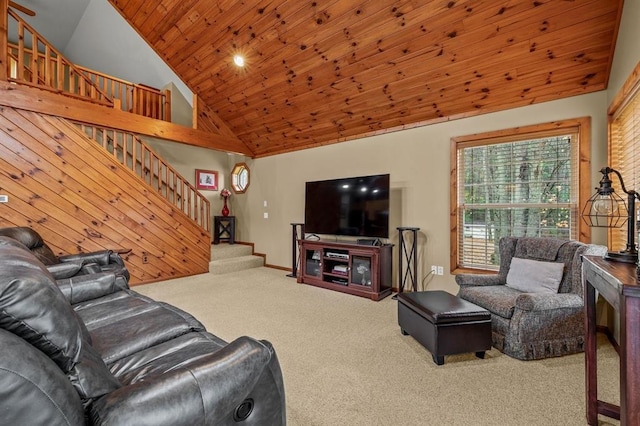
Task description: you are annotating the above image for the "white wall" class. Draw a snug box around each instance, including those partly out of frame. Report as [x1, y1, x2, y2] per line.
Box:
[64, 0, 193, 105]
[607, 0, 640, 102]
[247, 91, 608, 294]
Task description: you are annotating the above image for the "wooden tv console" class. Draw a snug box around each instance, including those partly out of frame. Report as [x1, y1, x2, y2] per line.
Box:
[297, 239, 392, 301]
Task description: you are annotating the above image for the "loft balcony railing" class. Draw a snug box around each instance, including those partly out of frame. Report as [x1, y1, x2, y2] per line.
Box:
[6, 8, 112, 106]
[75, 66, 171, 121]
[6, 8, 170, 121]
[74, 123, 210, 232]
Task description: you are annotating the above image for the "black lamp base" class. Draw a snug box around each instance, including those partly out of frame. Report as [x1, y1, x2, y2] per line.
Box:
[604, 250, 638, 264]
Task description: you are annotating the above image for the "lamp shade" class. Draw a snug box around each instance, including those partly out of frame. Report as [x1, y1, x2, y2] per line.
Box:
[581, 190, 628, 228]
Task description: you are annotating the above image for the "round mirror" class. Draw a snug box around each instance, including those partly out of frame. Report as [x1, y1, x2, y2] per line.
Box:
[231, 162, 250, 194]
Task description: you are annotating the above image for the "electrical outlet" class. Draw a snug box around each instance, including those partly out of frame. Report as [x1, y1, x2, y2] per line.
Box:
[263, 212, 269, 219]
[437, 266, 444, 276]
[431, 265, 437, 275]
[0, 195, 8, 203]
[142, 255, 148, 264]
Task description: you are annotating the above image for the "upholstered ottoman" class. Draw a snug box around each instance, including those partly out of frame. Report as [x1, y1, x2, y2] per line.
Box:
[398, 290, 491, 365]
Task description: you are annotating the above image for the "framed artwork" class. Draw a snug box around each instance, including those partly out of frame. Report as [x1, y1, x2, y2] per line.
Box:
[195, 169, 218, 190]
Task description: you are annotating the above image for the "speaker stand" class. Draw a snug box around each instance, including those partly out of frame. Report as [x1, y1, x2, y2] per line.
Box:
[395, 227, 420, 297]
[286, 223, 305, 278]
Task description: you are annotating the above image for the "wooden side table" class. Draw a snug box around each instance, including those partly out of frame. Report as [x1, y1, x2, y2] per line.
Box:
[213, 216, 235, 244]
[582, 255, 640, 425]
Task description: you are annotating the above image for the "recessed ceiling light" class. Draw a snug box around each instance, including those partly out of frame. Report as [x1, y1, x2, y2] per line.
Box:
[233, 55, 245, 67]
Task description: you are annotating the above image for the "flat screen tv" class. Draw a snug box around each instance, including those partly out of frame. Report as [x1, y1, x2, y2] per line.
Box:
[304, 174, 390, 239]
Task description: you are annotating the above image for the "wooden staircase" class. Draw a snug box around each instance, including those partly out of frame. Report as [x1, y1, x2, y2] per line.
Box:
[0, 3, 213, 285]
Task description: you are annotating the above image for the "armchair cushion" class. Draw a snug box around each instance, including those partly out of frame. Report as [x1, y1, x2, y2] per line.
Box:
[457, 285, 520, 319]
[505, 257, 565, 294]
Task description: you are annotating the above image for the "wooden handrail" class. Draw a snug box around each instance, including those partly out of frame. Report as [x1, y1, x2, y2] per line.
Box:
[6, 9, 113, 106]
[75, 65, 171, 121]
[5, 6, 171, 121]
[73, 123, 210, 232]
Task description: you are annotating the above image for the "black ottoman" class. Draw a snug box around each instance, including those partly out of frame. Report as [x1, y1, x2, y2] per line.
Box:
[398, 290, 491, 365]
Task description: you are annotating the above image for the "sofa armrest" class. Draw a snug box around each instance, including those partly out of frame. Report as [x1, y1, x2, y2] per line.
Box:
[515, 293, 583, 312]
[89, 336, 278, 426]
[0, 329, 85, 426]
[56, 272, 129, 304]
[47, 261, 83, 279]
[59, 250, 116, 266]
[455, 273, 505, 287]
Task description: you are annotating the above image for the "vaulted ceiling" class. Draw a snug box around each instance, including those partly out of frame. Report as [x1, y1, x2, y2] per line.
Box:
[110, 1, 623, 157]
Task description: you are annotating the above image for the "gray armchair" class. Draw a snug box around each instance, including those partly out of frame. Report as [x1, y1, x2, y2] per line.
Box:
[456, 236, 601, 360]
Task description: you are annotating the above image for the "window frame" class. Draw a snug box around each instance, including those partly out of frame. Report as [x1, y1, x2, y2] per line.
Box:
[607, 61, 640, 253]
[450, 118, 592, 275]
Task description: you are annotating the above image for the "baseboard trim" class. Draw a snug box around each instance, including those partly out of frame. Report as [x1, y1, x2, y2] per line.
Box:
[597, 325, 620, 355]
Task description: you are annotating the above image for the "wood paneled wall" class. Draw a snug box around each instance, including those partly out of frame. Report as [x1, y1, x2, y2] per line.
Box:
[0, 105, 211, 285]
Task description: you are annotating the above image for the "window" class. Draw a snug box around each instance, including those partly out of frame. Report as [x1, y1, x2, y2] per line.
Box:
[230, 162, 250, 194]
[608, 62, 640, 252]
[450, 118, 591, 273]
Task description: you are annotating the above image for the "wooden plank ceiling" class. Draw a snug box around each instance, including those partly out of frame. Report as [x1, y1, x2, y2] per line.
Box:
[109, 0, 623, 158]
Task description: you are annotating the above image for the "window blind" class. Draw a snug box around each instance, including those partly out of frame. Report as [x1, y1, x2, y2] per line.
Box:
[609, 82, 640, 252]
[457, 135, 579, 270]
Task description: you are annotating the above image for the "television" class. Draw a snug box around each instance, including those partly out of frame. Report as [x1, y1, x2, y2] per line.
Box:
[304, 174, 390, 239]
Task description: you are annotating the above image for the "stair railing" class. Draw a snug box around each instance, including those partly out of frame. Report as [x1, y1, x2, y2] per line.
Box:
[75, 65, 171, 121]
[6, 8, 113, 105]
[75, 123, 210, 232]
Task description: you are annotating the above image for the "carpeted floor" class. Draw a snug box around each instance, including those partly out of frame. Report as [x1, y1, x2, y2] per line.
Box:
[136, 267, 621, 426]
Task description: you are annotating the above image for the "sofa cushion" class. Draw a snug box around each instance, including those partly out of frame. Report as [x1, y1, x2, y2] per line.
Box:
[0, 226, 59, 264]
[69, 343, 121, 400]
[0, 245, 82, 372]
[0, 244, 120, 400]
[75, 290, 206, 365]
[109, 331, 228, 385]
[505, 257, 565, 294]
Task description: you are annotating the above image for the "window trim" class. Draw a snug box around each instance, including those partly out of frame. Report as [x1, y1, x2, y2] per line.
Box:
[450, 118, 592, 275]
[607, 61, 640, 253]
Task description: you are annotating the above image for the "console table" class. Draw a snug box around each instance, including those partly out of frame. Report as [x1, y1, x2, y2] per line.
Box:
[213, 216, 235, 244]
[582, 255, 640, 425]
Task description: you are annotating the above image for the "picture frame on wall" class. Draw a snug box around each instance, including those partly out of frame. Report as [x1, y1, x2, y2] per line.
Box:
[195, 169, 218, 190]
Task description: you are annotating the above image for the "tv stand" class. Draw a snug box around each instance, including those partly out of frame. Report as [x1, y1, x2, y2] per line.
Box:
[297, 239, 393, 301]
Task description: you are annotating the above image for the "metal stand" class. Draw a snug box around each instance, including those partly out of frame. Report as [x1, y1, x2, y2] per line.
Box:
[286, 223, 305, 278]
[396, 227, 419, 294]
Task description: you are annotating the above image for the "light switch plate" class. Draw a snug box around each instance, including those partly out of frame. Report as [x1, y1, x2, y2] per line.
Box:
[263, 212, 269, 219]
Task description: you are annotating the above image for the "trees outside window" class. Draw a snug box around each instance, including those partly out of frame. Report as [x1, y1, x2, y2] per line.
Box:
[450, 118, 591, 273]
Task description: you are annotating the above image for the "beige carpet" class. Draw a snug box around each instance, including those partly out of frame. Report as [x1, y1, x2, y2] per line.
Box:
[136, 267, 621, 426]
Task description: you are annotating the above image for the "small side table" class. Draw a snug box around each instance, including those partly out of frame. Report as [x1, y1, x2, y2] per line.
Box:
[213, 216, 235, 244]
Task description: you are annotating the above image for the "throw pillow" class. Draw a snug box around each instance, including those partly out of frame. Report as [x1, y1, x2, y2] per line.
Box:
[505, 257, 565, 294]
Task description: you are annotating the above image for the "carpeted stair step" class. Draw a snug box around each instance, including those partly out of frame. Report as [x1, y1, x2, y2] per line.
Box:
[209, 254, 264, 275]
[209, 243, 264, 274]
[211, 243, 253, 260]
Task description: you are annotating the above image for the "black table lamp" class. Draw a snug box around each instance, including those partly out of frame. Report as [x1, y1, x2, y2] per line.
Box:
[582, 167, 640, 263]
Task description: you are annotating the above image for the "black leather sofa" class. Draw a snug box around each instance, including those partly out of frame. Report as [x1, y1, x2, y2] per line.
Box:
[0, 236, 286, 425]
[0, 226, 131, 281]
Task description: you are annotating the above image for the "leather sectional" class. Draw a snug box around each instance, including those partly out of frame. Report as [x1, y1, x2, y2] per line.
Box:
[0, 234, 286, 425]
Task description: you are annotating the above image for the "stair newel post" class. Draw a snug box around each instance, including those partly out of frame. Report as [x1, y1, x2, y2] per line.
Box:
[0, 0, 9, 81]
[0, 0, 8, 81]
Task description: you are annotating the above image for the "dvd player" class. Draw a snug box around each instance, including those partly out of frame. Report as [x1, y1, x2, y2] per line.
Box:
[326, 252, 349, 259]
